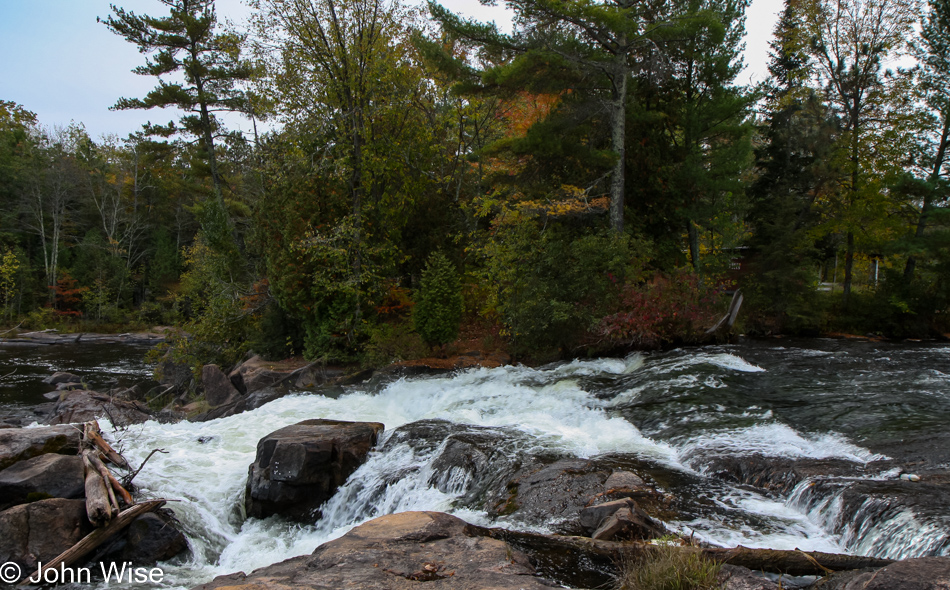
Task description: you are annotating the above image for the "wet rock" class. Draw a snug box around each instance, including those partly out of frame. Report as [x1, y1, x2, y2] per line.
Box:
[191, 511, 555, 590]
[810, 557, 950, 589]
[201, 364, 240, 407]
[718, 564, 783, 589]
[42, 371, 82, 385]
[96, 512, 188, 565]
[46, 390, 152, 427]
[579, 497, 648, 533]
[488, 458, 611, 534]
[0, 453, 84, 509]
[605, 470, 646, 491]
[590, 503, 665, 541]
[704, 454, 867, 496]
[0, 425, 81, 470]
[0, 498, 92, 571]
[245, 419, 385, 522]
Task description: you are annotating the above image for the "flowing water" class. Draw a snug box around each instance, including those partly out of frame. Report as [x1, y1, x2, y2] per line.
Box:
[2, 338, 949, 589]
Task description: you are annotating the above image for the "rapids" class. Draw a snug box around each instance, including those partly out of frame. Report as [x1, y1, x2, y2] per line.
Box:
[4, 338, 949, 589]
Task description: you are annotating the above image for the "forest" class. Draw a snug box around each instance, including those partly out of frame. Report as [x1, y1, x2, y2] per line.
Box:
[0, 0, 948, 369]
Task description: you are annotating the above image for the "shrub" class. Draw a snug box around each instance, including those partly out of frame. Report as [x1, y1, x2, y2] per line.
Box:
[413, 251, 462, 349]
[599, 270, 723, 349]
[618, 545, 721, 590]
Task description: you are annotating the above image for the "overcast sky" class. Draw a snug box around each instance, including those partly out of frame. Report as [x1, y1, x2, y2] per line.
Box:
[0, 0, 783, 140]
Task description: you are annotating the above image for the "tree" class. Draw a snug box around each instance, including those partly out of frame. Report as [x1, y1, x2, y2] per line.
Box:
[801, 0, 918, 303]
[903, 0, 950, 282]
[103, 0, 252, 210]
[428, 0, 715, 234]
[413, 251, 462, 348]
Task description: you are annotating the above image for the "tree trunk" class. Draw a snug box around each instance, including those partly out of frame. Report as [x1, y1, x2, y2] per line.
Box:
[479, 526, 894, 579]
[842, 231, 854, 305]
[608, 50, 628, 234]
[82, 450, 114, 527]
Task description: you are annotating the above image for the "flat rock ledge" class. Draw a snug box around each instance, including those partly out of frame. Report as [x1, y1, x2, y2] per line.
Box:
[193, 511, 557, 590]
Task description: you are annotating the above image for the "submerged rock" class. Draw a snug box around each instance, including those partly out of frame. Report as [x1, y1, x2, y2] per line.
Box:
[191, 511, 556, 590]
[245, 419, 385, 522]
[0, 425, 81, 470]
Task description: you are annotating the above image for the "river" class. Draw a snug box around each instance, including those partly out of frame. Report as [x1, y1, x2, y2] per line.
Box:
[1, 338, 948, 589]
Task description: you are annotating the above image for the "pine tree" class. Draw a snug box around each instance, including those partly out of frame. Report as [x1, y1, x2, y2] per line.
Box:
[103, 0, 252, 208]
[413, 251, 462, 350]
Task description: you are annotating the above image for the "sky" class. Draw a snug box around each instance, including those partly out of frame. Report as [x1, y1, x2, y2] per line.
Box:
[0, 0, 784, 140]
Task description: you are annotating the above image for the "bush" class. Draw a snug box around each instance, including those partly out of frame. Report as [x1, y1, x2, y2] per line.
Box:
[599, 270, 723, 349]
[618, 545, 721, 590]
[413, 251, 462, 349]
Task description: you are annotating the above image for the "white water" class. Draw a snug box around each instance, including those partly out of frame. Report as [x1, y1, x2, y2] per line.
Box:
[100, 353, 915, 589]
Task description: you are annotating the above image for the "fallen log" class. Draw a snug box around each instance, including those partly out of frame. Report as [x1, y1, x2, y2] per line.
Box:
[82, 450, 113, 526]
[105, 469, 133, 506]
[89, 452, 120, 514]
[19, 500, 166, 586]
[478, 526, 894, 578]
[84, 427, 129, 469]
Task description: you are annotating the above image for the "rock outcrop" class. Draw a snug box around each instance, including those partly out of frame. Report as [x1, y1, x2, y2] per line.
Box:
[201, 364, 240, 407]
[245, 419, 385, 521]
[46, 390, 152, 427]
[192, 511, 556, 590]
[0, 453, 85, 509]
[0, 425, 81, 470]
[0, 498, 92, 571]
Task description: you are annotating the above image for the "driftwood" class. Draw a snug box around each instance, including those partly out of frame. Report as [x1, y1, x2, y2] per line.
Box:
[480, 526, 894, 578]
[706, 289, 744, 335]
[20, 500, 166, 586]
[82, 450, 113, 526]
[84, 427, 129, 469]
[105, 469, 133, 506]
[124, 448, 168, 487]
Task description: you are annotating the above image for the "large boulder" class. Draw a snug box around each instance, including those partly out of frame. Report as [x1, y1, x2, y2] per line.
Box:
[97, 512, 188, 565]
[229, 356, 314, 395]
[0, 425, 81, 470]
[0, 498, 92, 571]
[0, 453, 85, 509]
[813, 556, 950, 590]
[192, 511, 556, 590]
[46, 390, 152, 427]
[245, 419, 385, 522]
[201, 364, 240, 407]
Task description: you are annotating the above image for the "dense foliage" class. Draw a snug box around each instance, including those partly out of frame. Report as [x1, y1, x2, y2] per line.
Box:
[2, 0, 949, 369]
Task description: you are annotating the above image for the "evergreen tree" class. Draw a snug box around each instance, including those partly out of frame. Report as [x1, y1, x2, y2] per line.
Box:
[414, 251, 462, 349]
[103, 0, 252, 210]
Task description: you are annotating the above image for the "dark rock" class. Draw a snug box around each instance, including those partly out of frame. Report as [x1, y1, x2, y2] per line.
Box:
[294, 365, 344, 390]
[810, 557, 950, 589]
[0, 425, 81, 470]
[201, 364, 240, 407]
[55, 381, 83, 391]
[42, 371, 82, 385]
[590, 504, 665, 541]
[579, 497, 637, 532]
[116, 512, 188, 564]
[158, 354, 193, 392]
[191, 511, 556, 590]
[718, 564, 783, 590]
[245, 419, 385, 522]
[191, 384, 292, 422]
[0, 454, 84, 508]
[487, 458, 611, 535]
[704, 454, 866, 496]
[0, 498, 92, 571]
[46, 390, 152, 427]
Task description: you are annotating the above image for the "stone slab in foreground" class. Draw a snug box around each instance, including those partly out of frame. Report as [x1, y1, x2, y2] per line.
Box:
[192, 511, 556, 590]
